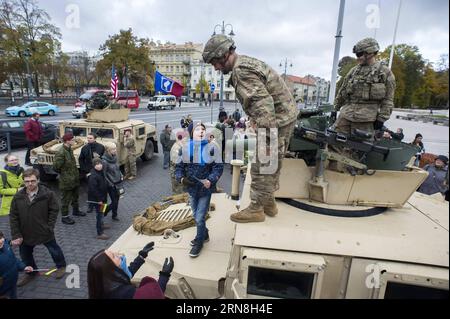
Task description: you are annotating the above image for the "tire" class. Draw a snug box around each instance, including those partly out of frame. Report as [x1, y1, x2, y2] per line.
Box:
[19, 111, 26, 117]
[0, 136, 7, 152]
[141, 139, 154, 161]
[48, 110, 55, 116]
[33, 164, 57, 182]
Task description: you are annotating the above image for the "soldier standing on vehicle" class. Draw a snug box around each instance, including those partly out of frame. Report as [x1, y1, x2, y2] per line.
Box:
[333, 38, 396, 139]
[54, 133, 86, 225]
[123, 128, 137, 180]
[203, 35, 298, 223]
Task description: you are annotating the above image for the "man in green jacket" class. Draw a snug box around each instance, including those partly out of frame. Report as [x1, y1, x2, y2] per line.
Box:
[0, 154, 24, 216]
[53, 133, 85, 225]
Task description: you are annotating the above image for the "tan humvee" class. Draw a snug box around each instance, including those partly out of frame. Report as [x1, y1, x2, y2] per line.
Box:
[30, 108, 158, 180]
[109, 147, 448, 299]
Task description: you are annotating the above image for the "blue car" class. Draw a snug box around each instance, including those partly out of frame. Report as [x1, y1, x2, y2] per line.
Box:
[5, 101, 60, 117]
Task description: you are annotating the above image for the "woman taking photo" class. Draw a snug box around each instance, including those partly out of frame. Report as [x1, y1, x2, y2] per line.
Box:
[87, 242, 174, 299]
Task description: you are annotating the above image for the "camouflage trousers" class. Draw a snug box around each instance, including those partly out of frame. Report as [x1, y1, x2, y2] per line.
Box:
[61, 186, 80, 217]
[125, 153, 137, 177]
[170, 163, 184, 195]
[250, 122, 295, 207]
[334, 116, 374, 138]
[331, 116, 375, 168]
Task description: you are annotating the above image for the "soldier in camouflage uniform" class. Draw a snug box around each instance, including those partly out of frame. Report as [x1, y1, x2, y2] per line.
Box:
[170, 132, 186, 194]
[123, 128, 137, 180]
[53, 133, 86, 225]
[203, 35, 299, 223]
[334, 38, 396, 138]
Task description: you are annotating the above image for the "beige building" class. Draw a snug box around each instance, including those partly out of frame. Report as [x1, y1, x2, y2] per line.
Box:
[149, 41, 203, 94]
[190, 59, 236, 101]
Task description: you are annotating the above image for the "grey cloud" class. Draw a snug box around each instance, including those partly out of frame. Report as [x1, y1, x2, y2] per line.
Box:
[39, 0, 449, 79]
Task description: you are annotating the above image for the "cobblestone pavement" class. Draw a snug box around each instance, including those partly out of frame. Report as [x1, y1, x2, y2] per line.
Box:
[0, 149, 236, 299]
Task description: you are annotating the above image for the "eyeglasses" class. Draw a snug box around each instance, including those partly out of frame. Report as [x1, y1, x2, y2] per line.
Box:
[355, 51, 366, 58]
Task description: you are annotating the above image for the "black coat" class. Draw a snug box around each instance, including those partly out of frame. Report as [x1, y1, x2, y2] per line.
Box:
[79, 142, 105, 174]
[9, 185, 59, 246]
[87, 168, 108, 203]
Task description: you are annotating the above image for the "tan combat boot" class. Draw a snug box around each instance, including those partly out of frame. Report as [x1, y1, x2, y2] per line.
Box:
[263, 199, 278, 217]
[230, 203, 265, 223]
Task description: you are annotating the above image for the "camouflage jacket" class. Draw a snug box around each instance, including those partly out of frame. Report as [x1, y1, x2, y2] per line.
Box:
[230, 55, 298, 128]
[124, 135, 136, 155]
[53, 145, 80, 190]
[335, 61, 396, 123]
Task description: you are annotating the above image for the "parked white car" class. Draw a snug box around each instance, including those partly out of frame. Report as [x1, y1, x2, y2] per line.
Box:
[147, 95, 177, 110]
[72, 105, 87, 118]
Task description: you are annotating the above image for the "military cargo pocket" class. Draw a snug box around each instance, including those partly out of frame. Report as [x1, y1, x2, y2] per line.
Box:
[361, 83, 370, 100]
[370, 83, 386, 100]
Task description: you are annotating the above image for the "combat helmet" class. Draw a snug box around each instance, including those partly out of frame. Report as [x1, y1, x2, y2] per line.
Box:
[203, 34, 235, 63]
[353, 38, 380, 55]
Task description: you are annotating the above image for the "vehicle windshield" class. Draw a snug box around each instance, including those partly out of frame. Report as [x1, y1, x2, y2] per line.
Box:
[64, 126, 87, 137]
[79, 92, 95, 100]
[151, 97, 159, 101]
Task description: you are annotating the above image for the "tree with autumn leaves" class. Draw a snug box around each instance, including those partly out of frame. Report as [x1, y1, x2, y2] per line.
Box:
[96, 28, 156, 95]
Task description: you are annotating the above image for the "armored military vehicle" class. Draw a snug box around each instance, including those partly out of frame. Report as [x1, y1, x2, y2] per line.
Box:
[109, 107, 448, 299]
[30, 104, 158, 181]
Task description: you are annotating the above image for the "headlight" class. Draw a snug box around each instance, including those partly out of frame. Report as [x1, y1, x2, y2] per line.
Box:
[37, 154, 45, 162]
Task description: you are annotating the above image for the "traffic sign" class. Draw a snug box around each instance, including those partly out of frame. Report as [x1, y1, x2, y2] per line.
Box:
[210, 83, 215, 92]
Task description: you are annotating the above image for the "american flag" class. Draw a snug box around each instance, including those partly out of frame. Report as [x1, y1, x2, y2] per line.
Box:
[110, 65, 118, 98]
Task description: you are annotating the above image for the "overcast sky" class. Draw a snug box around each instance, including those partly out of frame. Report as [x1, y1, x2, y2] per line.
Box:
[39, 0, 449, 80]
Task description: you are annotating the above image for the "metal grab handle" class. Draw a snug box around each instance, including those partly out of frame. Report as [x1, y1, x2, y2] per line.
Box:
[231, 278, 244, 299]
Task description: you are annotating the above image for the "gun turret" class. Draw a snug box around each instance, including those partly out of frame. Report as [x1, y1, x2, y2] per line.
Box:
[294, 125, 390, 161]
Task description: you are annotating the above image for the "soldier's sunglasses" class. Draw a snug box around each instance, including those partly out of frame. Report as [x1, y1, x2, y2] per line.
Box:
[355, 51, 366, 58]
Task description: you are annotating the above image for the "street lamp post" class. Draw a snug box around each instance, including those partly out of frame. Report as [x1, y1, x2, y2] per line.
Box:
[212, 21, 235, 107]
[199, 61, 204, 106]
[279, 58, 293, 79]
[23, 49, 34, 101]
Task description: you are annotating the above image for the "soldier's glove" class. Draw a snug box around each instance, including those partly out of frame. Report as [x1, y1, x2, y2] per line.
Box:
[181, 177, 196, 186]
[138, 242, 155, 259]
[159, 257, 174, 277]
[373, 120, 384, 131]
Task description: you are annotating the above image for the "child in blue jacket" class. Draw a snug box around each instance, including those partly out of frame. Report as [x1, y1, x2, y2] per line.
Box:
[175, 122, 224, 258]
[0, 231, 33, 299]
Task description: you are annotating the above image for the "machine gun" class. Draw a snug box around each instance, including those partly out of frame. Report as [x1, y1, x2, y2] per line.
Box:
[294, 125, 391, 202]
[294, 125, 390, 164]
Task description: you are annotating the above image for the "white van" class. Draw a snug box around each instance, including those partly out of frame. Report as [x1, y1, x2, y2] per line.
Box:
[147, 95, 177, 110]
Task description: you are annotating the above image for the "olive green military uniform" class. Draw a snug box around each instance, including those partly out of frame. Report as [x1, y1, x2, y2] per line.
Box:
[230, 55, 298, 210]
[335, 61, 396, 137]
[53, 145, 80, 217]
[124, 135, 137, 177]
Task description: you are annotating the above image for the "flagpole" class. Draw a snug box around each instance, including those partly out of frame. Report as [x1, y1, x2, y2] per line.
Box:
[388, 0, 403, 70]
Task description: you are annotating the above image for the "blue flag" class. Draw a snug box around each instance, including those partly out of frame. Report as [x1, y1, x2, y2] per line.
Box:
[154, 71, 183, 97]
